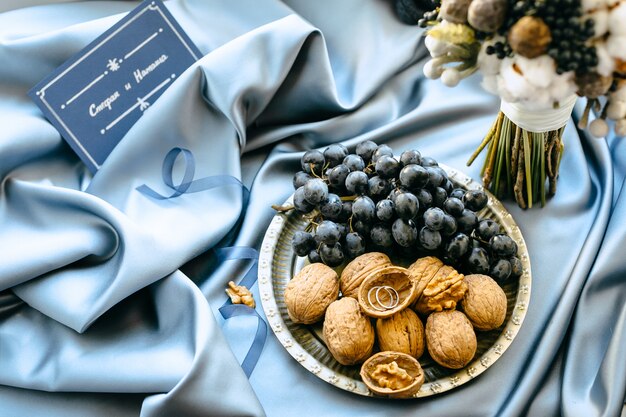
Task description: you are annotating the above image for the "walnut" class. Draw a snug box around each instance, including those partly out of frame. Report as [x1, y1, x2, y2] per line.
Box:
[414, 265, 467, 316]
[459, 274, 507, 331]
[407, 256, 444, 305]
[376, 308, 425, 359]
[225, 281, 255, 308]
[508, 16, 551, 59]
[426, 310, 477, 369]
[360, 351, 425, 398]
[323, 297, 375, 366]
[340, 252, 392, 299]
[358, 266, 417, 319]
[284, 263, 339, 325]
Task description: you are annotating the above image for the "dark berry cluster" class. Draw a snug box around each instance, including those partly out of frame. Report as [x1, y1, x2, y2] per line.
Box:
[288, 141, 522, 284]
[485, 42, 513, 59]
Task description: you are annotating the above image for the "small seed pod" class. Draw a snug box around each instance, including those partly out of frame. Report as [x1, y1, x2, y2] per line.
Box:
[467, 0, 507, 33]
[507, 16, 552, 59]
[576, 72, 613, 99]
[440, 0, 472, 24]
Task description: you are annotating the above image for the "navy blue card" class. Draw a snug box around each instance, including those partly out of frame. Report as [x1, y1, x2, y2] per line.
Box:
[29, 0, 202, 173]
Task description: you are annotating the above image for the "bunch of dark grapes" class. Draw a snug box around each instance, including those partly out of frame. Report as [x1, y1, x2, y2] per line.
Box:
[288, 141, 522, 283]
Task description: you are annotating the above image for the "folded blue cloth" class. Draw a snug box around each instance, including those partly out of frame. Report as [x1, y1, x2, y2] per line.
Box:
[0, 1, 624, 416]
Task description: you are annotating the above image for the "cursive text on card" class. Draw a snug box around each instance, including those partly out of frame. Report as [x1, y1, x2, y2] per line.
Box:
[133, 54, 168, 84]
[89, 91, 121, 117]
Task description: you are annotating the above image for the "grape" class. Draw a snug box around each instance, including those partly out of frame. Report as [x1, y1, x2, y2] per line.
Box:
[463, 189, 488, 211]
[441, 214, 457, 236]
[319, 193, 342, 220]
[339, 201, 353, 222]
[432, 186, 447, 208]
[308, 249, 321, 263]
[420, 156, 438, 167]
[371, 144, 394, 163]
[301, 150, 325, 175]
[509, 256, 523, 278]
[489, 234, 517, 257]
[415, 188, 433, 210]
[345, 232, 366, 258]
[323, 144, 348, 167]
[399, 164, 429, 189]
[375, 155, 401, 179]
[395, 192, 419, 220]
[476, 219, 500, 241]
[443, 197, 464, 217]
[423, 207, 445, 231]
[399, 149, 421, 166]
[376, 199, 395, 222]
[336, 222, 348, 240]
[456, 209, 478, 233]
[293, 171, 311, 190]
[356, 140, 378, 163]
[352, 196, 376, 222]
[442, 180, 454, 194]
[368, 176, 392, 201]
[292, 231, 315, 256]
[315, 220, 342, 245]
[392, 219, 417, 247]
[426, 167, 445, 188]
[303, 178, 328, 205]
[370, 224, 394, 248]
[319, 242, 344, 267]
[343, 154, 365, 172]
[419, 227, 442, 250]
[328, 164, 350, 191]
[467, 247, 490, 274]
[444, 233, 471, 258]
[352, 219, 372, 236]
[294, 186, 314, 213]
[490, 259, 512, 282]
[345, 171, 369, 195]
[388, 188, 407, 203]
[450, 188, 466, 200]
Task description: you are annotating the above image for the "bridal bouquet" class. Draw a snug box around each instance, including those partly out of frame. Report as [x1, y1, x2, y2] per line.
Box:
[420, 0, 625, 208]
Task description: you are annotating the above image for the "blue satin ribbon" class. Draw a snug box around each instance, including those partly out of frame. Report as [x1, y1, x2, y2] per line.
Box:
[136, 147, 246, 201]
[217, 247, 267, 379]
[137, 148, 267, 378]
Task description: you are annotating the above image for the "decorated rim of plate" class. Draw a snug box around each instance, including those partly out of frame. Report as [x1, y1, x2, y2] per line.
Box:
[257, 164, 531, 398]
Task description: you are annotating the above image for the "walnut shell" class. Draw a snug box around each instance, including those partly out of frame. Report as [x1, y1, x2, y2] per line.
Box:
[376, 309, 425, 359]
[426, 310, 477, 369]
[414, 265, 467, 316]
[407, 256, 444, 305]
[323, 297, 375, 366]
[358, 266, 417, 319]
[360, 351, 425, 398]
[460, 274, 507, 331]
[340, 252, 392, 298]
[284, 263, 339, 324]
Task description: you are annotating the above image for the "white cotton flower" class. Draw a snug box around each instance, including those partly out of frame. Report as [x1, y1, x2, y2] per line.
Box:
[496, 74, 517, 103]
[441, 68, 462, 87]
[514, 55, 556, 89]
[425, 35, 449, 58]
[616, 119, 626, 136]
[499, 58, 537, 101]
[548, 71, 578, 102]
[586, 10, 610, 38]
[609, 2, 626, 35]
[606, 35, 626, 60]
[595, 41, 616, 76]
[606, 100, 626, 120]
[481, 74, 499, 95]
[477, 39, 504, 75]
[582, 0, 605, 11]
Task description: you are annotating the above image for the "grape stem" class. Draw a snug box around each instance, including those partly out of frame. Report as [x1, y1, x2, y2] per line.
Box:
[271, 204, 294, 212]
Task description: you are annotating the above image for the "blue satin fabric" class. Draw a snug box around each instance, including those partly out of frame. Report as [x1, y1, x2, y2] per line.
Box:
[0, 1, 624, 416]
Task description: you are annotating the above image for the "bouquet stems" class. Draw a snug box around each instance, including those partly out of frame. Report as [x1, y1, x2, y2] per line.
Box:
[467, 111, 564, 209]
